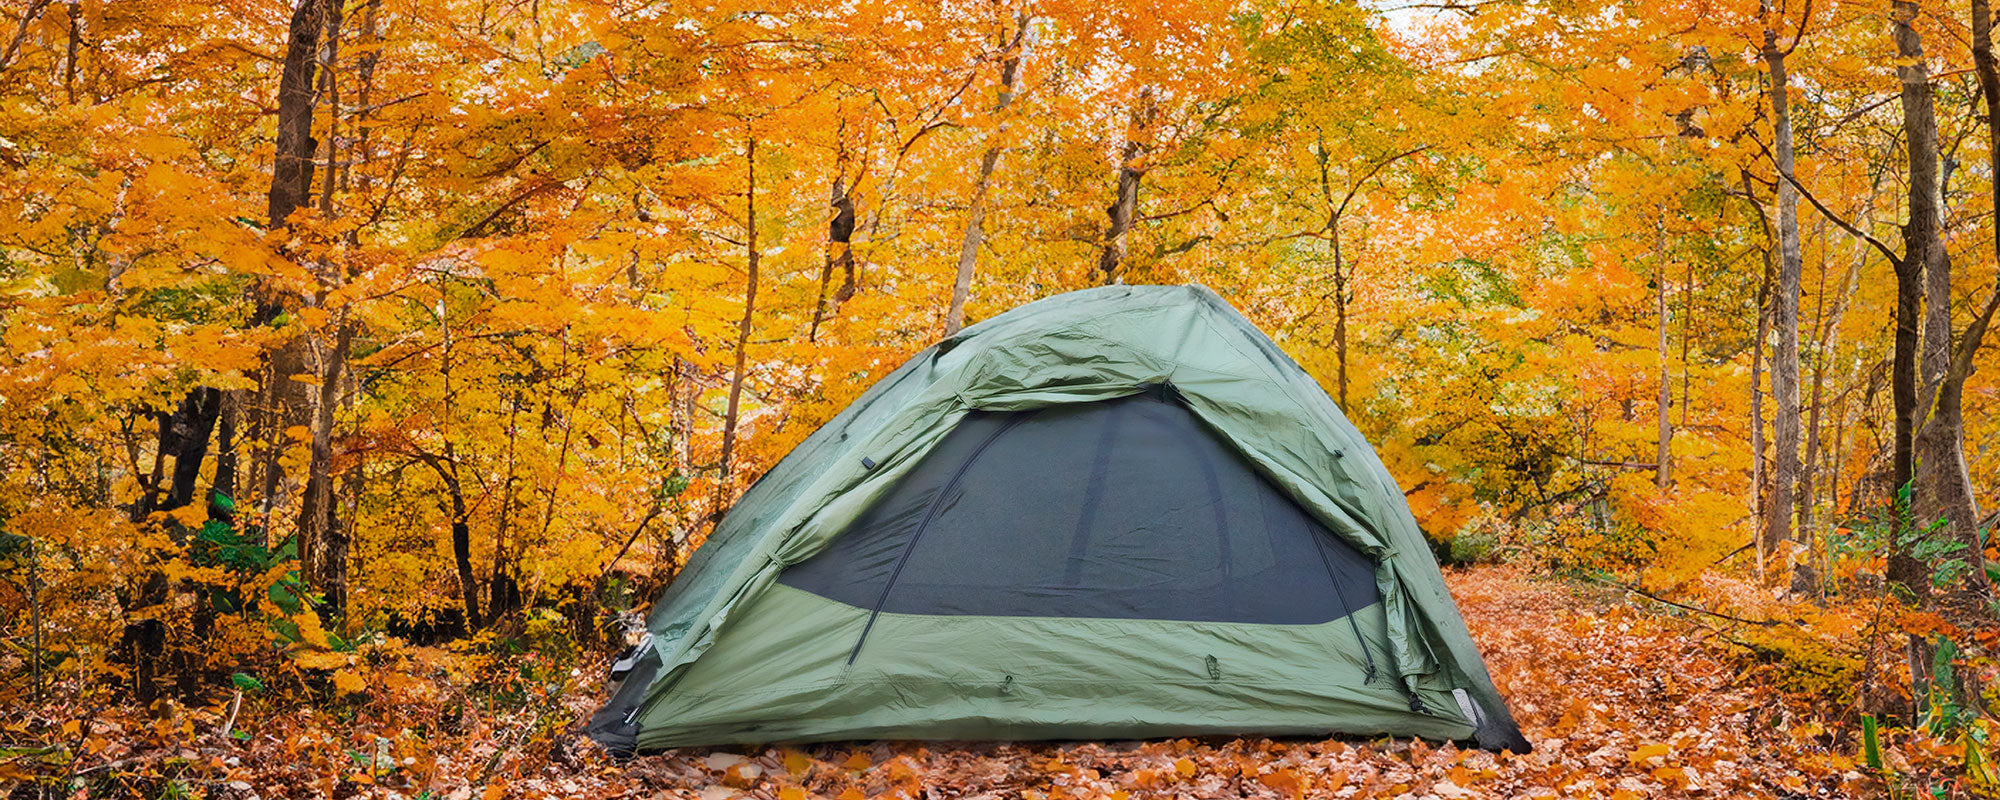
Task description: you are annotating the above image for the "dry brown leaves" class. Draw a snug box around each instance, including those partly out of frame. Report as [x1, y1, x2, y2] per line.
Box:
[3, 567, 1883, 798]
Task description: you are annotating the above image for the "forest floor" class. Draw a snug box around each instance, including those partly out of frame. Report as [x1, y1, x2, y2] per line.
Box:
[4, 566, 1895, 798]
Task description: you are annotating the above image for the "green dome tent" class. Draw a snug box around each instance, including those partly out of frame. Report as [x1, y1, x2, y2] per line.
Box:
[587, 285, 1529, 753]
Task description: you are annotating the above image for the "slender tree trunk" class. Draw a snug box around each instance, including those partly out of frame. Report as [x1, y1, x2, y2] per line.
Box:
[1312, 134, 1351, 407]
[339, 423, 365, 594]
[1098, 89, 1155, 285]
[1800, 230, 1864, 589]
[946, 12, 1029, 336]
[296, 320, 353, 616]
[1800, 224, 1827, 534]
[1828, 390, 1851, 592]
[811, 176, 855, 342]
[491, 390, 521, 622]
[832, 200, 857, 308]
[1333, 236, 1349, 407]
[674, 358, 696, 472]
[1889, 0, 1940, 598]
[354, 0, 382, 197]
[1655, 223, 1673, 488]
[1680, 257, 1693, 432]
[318, 0, 340, 216]
[526, 344, 582, 615]
[1099, 160, 1142, 285]
[435, 462, 481, 631]
[62, 0, 77, 104]
[718, 139, 760, 486]
[1762, 25, 1804, 587]
[0, 0, 52, 73]
[210, 392, 238, 521]
[1751, 259, 1773, 577]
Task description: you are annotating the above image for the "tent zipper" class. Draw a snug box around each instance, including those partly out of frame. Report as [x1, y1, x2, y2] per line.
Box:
[845, 413, 1033, 665]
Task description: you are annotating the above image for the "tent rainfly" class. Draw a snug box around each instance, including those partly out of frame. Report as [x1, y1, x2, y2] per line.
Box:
[588, 284, 1530, 753]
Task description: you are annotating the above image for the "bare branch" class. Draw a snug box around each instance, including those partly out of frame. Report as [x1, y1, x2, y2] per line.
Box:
[1748, 136, 1902, 267]
[0, 0, 52, 72]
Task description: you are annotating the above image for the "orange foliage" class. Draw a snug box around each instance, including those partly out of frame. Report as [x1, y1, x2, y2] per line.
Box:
[4, 0, 2000, 795]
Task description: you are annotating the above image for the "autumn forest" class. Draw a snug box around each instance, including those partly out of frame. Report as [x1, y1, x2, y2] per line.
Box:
[4, 0, 2000, 795]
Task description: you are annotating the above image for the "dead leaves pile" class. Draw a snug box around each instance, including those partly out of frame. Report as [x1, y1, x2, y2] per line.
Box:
[3, 567, 1885, 798]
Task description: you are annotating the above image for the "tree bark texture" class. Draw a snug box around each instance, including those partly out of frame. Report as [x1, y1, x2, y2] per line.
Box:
[1889, 0, 1939, 598]
[1761, 26, 1804, 586]
[270, 0, 325, 228]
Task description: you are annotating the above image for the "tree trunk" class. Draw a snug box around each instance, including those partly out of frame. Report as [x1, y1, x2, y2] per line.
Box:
[318, 0, 341, 214]
[164, 388, 224, 519]
[491, 390, 522, 622]
[61, 0, 77, 103]
[210, 391, 238, 522]
[1917, 386, 1988, 591]
[1333, 238, 1349, 407]
[296, 320, 353, 617]
[244, 0, 330, 543]
[123, 387, 220, 701]
[1655, 224, 1673, 489]
[1762, 25, 1804, 588]
[1888, 0, 1940, 598]
[269, 0, 325, 228]
[449, 472, 481, 631]
[1800, 228, 1864, 589]
[1313, 134, 1351, 407]
[1911, 0, 2000, 597]
[351, 0, 381, 197]
[811, 176, 855, 342]
[296, 0, 351, 617]
[945, 12, 1029, 336]
[1751, 257, 1773, 577]
[718, 139, 760, 486]
[1097, 89, 1155, 285]
[410, 450, 481, 630]
[1911, 90, 1962, 588]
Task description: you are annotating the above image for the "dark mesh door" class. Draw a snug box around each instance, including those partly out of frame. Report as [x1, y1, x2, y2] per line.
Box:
[779, 391, 1379, 624]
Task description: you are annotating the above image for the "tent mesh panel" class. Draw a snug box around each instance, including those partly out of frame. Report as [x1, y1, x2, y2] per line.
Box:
[780, 392, 1379, 625]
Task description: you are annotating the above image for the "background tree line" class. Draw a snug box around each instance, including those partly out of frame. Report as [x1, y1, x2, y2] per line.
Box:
[0, 0, 1996, 727]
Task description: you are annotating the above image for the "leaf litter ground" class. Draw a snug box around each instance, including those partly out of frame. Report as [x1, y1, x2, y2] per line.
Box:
[5, 567, 1878, 798]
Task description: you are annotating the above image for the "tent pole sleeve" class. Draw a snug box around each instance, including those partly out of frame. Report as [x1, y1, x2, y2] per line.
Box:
[1310, 531, 1380, 687]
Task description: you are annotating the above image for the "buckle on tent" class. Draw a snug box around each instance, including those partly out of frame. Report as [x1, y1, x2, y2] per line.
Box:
[609, 632, 653, 683]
